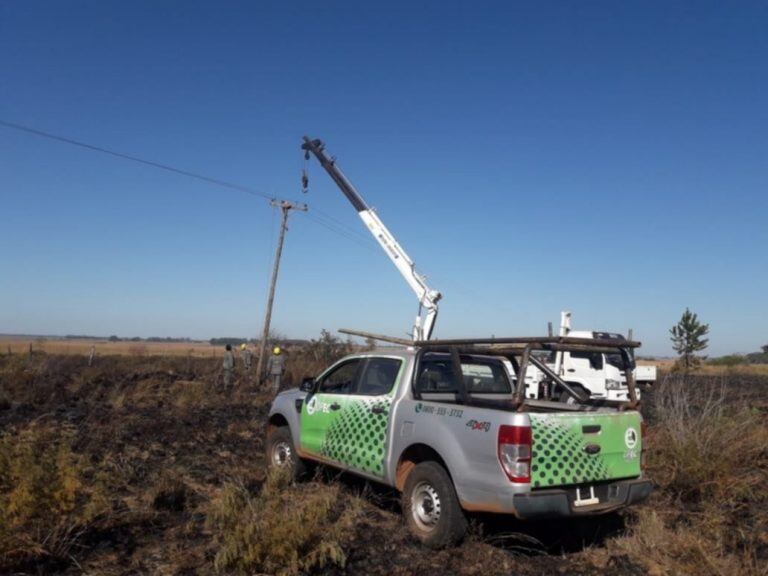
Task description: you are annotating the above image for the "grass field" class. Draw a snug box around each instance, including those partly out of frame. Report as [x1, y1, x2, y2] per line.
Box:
[0, 337, 228, 357]
[5, 337, 767, 377]
[0, 351, 766, 575]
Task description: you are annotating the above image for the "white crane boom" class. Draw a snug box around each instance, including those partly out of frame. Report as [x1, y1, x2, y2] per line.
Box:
[301, 136, 441, 341]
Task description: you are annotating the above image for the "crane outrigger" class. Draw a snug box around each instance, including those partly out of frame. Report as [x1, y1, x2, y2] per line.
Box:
[301, 136, 441, 341]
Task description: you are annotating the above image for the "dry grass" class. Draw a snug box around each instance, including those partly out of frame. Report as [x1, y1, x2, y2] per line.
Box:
[1, 351, 766, 575]
[207, 468, 362, 575]
[0, 421, 108, 569]
[1, 337, 221, 357]
[588, 376, 768, 576]
[651, 378, 767, 503]
[639, 358, 768, 376]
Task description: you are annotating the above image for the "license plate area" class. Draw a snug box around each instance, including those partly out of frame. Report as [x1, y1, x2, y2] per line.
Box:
[573, 485, 600, 507]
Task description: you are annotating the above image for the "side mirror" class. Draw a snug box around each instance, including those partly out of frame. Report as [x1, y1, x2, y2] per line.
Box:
[300, 377, 315, 393]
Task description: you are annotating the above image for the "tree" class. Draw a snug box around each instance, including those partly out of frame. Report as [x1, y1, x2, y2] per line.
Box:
[669, 308, 709, 370]
[762, 344, 768, 355]
[306, 329, 354, 364]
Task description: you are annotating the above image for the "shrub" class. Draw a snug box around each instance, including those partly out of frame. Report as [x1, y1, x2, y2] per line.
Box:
[0, 422, 105, 569]
[208, 469, 361, 575]
[708, 354, 746, 367]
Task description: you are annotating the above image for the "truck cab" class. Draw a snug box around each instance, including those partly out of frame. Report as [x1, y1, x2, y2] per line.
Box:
[555, 330, 634, 402]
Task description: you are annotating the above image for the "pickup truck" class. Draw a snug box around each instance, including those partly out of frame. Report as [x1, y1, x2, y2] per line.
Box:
[266, 338, 652, 548]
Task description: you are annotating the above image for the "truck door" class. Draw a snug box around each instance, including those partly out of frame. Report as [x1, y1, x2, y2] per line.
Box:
[340, 357, 403, 478]
[563, 351, 606, 397]
[299, 358, 362, 461]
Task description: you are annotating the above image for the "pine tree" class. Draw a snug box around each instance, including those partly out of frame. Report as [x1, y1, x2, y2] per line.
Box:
[669, 308, 710, 370]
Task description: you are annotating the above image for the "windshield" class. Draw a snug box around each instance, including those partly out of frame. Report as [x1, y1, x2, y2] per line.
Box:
[593, 332, 634, 369]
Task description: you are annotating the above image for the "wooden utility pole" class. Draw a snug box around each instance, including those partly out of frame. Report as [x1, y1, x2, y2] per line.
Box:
[256, 199, 308, 384]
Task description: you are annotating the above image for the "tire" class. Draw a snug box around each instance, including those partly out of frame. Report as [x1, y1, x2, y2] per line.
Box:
[559, 383, 588, 405]
[265, 426, 310, 480]
[402, 461, 467, 548]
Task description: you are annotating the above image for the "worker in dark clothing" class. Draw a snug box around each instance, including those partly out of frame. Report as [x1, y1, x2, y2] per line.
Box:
[266, 346, 285, 393]
[223, 344, 235, 388]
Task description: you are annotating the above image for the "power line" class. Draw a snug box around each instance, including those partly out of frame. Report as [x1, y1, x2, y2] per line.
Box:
[311, 206, 378, 246]
[0, 119, 275, 201]
[305, 212, 380, 253]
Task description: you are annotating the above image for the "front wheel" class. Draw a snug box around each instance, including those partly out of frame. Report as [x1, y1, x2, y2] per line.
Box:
[559, 383, 589, 405]
[402, 461, 467, 548]
[265, 426, 310, 480]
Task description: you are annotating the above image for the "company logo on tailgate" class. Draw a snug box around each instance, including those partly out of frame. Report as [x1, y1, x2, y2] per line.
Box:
[624, 427, 638, 449]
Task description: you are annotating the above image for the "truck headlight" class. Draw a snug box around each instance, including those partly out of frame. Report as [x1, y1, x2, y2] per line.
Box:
[605, 379, 622, 390]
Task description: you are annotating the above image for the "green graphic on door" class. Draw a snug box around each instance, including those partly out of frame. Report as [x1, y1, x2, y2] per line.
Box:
[300, 395, 392, 477]
[319, 397, 391, 476]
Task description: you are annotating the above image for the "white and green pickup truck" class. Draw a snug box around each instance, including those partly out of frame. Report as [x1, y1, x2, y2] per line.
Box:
[266, 336, 652, 548]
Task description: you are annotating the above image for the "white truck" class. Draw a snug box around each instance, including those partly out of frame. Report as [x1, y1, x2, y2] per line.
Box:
[525, 312, 657, 403]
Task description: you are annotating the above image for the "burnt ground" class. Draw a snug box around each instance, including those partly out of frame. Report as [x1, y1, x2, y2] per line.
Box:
[1, 353, 766, 575]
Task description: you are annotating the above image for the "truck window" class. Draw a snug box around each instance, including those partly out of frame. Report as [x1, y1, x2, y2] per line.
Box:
[356, 358, 402, 396]
[594, 332, 632, 369]
[570, 351, 604, 371]
[415, 354, 512, 395]
[319, 359, 361, 394]
[605, 352, 625, 369]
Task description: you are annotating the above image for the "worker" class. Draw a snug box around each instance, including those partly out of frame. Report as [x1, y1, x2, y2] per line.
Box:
[266, 346, 285, 393]
[222, 344, 235, 388]
[241, 343, 252, 371]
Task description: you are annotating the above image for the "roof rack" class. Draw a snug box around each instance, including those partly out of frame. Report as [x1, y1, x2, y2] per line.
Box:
[339, 328, 640, 410]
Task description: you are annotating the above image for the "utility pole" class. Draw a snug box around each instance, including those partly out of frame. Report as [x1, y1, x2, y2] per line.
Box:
[256, 199, 308, 385]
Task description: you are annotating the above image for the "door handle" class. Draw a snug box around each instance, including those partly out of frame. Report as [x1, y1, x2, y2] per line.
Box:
[370, 405, 386, 415]
[567, 368, 576, 373]
[330, 402, 341, 411]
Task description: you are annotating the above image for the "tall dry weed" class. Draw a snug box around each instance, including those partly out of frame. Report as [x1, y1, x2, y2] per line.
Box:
[0, 421, 108, 569]
[651, 376, 767, 504]
[207, 468, 361, 575]
[591, 375, 768, 576]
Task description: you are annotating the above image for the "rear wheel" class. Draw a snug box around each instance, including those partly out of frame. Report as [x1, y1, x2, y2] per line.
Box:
[402, 461, 467, 548]
[265, 426, 309, 480]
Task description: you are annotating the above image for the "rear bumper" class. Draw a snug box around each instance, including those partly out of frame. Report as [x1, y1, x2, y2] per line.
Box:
[512, 478, 652, 519]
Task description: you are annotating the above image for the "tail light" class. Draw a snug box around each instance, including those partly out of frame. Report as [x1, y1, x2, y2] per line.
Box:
[640, 420, 648, 471]
[498, 425, 532, 483]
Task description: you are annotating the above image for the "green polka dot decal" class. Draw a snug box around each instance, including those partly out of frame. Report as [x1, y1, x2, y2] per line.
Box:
[530, 416, 610, 488]
[320, 398, 391, 476]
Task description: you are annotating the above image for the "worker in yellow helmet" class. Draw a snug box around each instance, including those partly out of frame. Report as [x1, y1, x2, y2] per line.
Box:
[266, 346, 286, 393]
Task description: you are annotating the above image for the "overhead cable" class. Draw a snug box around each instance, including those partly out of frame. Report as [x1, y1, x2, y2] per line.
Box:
[0, 119, 275, 201]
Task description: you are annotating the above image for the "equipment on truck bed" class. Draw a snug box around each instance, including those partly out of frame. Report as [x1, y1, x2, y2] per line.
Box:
[301, 136, 442, 341]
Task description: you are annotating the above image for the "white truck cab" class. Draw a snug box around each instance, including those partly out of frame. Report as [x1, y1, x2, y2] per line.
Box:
[523, 313, 651, 403]
[554, 329, 634, 402]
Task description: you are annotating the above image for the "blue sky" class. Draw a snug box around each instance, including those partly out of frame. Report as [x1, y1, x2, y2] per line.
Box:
[1, 1, 766, 356]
